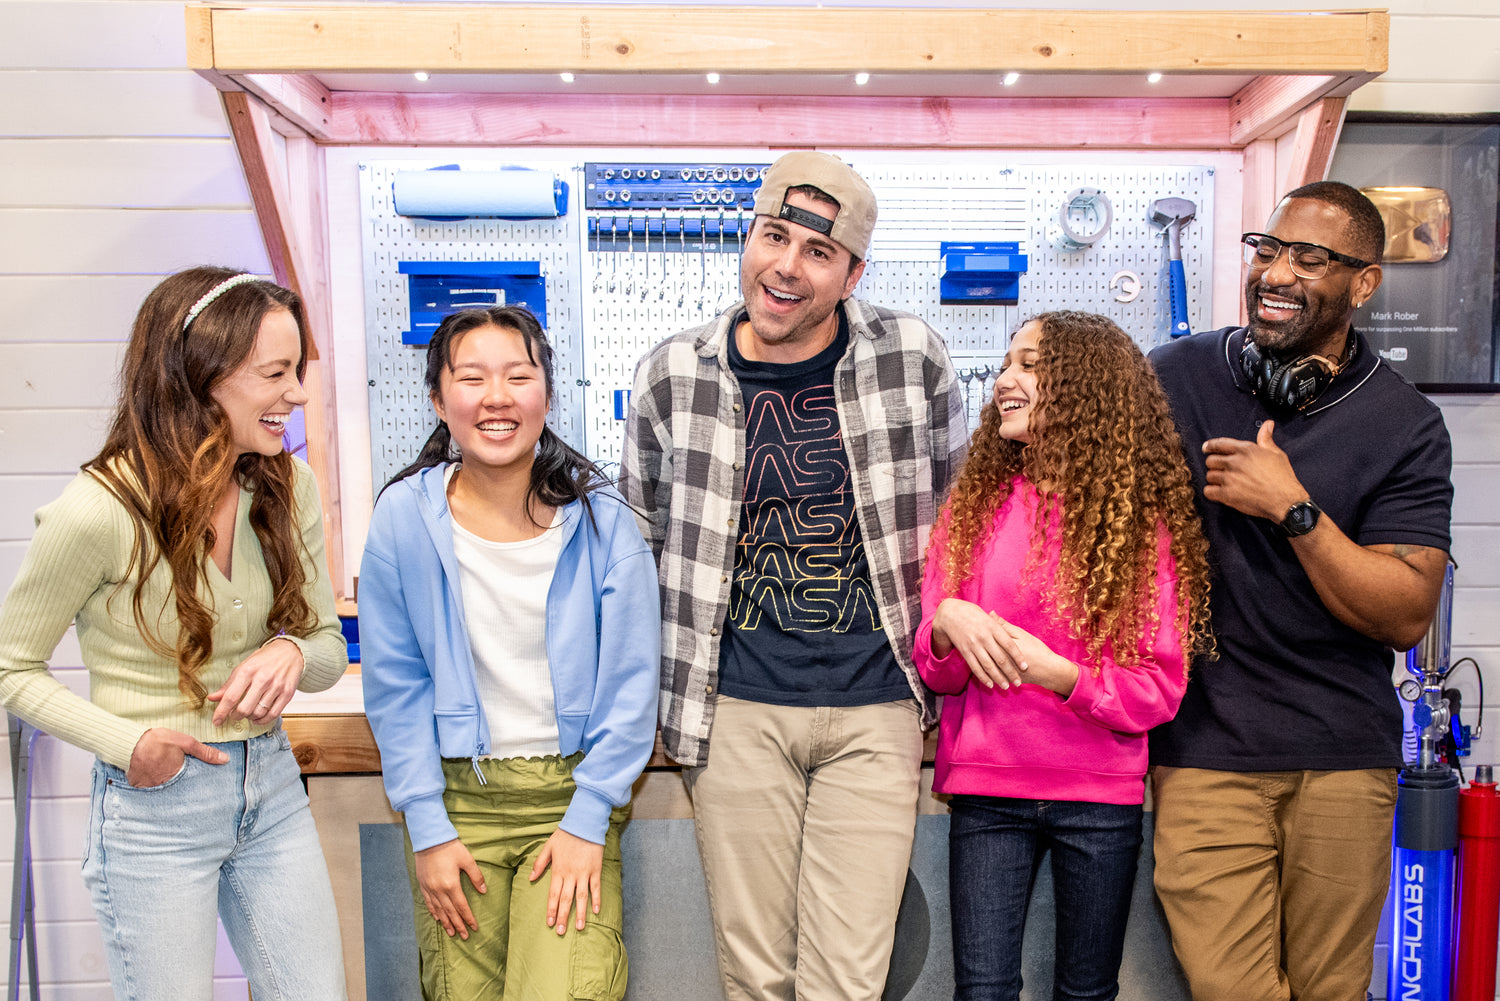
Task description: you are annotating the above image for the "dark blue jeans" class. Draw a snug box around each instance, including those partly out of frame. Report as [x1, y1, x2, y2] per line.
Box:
[948, 795, 1144, 1001]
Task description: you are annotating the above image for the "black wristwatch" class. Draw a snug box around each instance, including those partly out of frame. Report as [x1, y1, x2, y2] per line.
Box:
[1277, 499, 1322, 538]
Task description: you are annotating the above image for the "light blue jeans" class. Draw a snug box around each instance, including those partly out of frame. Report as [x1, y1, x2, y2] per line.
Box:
[82, 727, 346, 1001]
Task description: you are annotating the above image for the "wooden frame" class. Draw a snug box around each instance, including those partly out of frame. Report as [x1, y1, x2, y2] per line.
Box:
[187, 4, 1389, 603]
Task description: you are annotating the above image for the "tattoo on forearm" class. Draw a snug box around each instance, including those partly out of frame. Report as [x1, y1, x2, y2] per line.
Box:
[1392, 544, 1416, 558]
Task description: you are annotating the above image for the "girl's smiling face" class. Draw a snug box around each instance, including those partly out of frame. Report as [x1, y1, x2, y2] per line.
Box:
[994, 320, 1044, 444]
[431, 323, 550, 476]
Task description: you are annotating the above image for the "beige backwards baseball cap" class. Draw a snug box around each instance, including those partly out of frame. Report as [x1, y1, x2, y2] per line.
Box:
[752, 151, 878, 260]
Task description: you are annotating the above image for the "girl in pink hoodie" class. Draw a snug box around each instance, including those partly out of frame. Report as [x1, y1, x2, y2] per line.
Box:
[915, 311, 1212, 1001]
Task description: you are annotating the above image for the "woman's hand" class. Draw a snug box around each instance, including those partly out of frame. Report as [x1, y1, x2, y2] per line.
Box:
[1002, 620, 1080, 697]
[126, 727, 229, 787]
[530, 828, 605, 936]
[931, 598, 1027, 690]
[414, 838, 488, 940]
[207, 637, 305, 727]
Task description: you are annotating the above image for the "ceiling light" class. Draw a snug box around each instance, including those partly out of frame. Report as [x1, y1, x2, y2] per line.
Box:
[1003, 72, 1020, 87]
[855, 72, 870, 86]
[1147, 72, 1163, 84]
[412, 71, 429, 82]
[706, 72, 721, 85]
[559, 72, 575, 84]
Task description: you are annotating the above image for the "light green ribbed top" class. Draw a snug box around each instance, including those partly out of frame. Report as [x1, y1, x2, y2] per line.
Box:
[0, 458, 348, 767]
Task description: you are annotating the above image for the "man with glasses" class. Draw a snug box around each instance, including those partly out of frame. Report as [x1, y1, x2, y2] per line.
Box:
[1147, 181, 1454, 1001]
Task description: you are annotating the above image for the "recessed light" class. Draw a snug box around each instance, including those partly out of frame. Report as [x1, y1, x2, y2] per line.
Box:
[706, 72, 721, 85]
[1003, 72, 1020, 87]
[560, 72, 575, 84]
[1147, 72, 1163, 84]
[412, 71, 429, 83]
[855, 72, 870, 86]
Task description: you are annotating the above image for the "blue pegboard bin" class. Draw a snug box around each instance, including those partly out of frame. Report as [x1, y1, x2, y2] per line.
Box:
[939, 241, 1029, 306]
[397, 260, 547, 345]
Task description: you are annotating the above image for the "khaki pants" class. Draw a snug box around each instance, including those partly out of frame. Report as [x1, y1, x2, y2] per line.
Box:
[406, 753, 631, 1001]
[685, 696, 924, 1001]
[1152, 765, 1397, 1001]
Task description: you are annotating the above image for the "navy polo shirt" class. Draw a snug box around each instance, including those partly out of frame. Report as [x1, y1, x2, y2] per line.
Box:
[1149, 327, 1453, 772]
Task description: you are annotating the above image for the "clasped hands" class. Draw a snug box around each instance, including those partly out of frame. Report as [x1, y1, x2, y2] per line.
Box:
[933, 598, 1079, 697]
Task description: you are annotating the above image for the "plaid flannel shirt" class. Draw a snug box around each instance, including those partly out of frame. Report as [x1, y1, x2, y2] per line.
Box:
[621, 298, 967, 767]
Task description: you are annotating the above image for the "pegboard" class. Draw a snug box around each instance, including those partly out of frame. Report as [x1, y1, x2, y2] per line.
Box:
[359, 155, 1214, 479]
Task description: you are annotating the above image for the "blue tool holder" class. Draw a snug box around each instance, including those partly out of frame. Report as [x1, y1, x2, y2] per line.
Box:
[939, 242, 1029, 306]
[397, 261, 547, 345]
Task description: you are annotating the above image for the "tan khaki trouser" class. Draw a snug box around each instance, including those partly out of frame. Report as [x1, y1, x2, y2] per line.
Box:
[1152, 765, 1398, 1001]
[685, 696, 923, 1001]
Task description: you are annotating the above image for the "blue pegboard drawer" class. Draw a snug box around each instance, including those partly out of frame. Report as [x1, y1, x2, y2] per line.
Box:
[397, 260, 547, 345]
[339, 614, 360, 664]
[939, 241, 1029, 306]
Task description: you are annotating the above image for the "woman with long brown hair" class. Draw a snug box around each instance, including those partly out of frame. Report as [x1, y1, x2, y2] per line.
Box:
[914, 311, 1211, 1001]
[0, 267, 348, 999]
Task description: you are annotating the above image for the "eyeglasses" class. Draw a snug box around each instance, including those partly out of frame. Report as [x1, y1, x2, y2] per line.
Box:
[1241, 233, 1374, 281]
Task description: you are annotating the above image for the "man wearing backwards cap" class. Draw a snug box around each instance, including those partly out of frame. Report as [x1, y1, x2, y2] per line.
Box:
[623, 151, 966, 999]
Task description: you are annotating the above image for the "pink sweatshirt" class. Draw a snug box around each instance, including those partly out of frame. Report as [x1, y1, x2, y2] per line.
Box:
[914, 478, 1188, 806]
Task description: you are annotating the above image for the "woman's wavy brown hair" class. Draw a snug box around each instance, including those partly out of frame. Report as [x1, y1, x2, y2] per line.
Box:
[86, 266, 318, 706]
[931, 311, 1212, 672]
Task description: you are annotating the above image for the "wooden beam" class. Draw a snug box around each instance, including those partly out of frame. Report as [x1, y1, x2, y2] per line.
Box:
[1284, 96, 1348, 190]
[192, 6, 1389, 77]
[222, 90, 348, 597]
[235, 73, 334, 141]
[325, 92, 1233, 149]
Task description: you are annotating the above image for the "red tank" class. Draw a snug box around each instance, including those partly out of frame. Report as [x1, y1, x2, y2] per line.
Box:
[1454, 765, 1500, 1001]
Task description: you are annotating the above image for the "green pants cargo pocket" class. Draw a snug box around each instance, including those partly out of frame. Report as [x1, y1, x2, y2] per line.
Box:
[569, 921, 628, 1001]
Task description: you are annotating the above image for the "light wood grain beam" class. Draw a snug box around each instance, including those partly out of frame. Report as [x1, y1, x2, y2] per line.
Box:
[190, 6, 1389, 77]
[236, 73, 334, 141]
[223, 91, 347, 597]
[324, 92, 1233, 149]
[1284, 96, 1348, 190]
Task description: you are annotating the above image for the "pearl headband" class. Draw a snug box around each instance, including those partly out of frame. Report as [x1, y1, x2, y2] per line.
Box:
[182, 273, 260, 331]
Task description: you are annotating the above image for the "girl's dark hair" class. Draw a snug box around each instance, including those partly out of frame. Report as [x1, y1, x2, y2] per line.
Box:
[384, 306, 610, 526]
[86, 266, 317, 706]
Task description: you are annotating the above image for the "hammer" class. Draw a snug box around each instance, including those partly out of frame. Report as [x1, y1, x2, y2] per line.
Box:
[1150, 197, 1197, 338]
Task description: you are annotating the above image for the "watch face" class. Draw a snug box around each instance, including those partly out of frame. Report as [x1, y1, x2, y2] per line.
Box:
[1282, 501, 1320, 537]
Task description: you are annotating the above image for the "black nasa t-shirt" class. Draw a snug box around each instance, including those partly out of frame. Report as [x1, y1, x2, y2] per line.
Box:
[717, 311, 909, 707]
[1149, 327, 1453, 771]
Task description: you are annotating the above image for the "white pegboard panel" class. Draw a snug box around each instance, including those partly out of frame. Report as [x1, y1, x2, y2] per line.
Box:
[359, 159, 588, 490]
[359, 153, 1215, 477]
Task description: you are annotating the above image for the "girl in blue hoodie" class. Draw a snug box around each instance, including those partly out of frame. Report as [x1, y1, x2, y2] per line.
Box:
[360, 305, 660, 1001]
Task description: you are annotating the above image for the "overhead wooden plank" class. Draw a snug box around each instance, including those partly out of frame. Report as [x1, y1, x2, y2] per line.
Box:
[0, 138, 250, 208]
[194, 6, 1389, 76]
[1283, 96, 1347, 189]
[0, 70, 232, 139]
[326, 92, 1232, 149]
[0, 208, 269, 275]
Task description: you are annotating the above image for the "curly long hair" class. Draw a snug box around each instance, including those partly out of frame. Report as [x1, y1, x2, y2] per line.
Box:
[86, 267, 318, 706]
[931, 311, 1212, 671]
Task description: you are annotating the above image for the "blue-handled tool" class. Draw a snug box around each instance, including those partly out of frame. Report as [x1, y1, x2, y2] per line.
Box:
[1149, 197, 1197, 338]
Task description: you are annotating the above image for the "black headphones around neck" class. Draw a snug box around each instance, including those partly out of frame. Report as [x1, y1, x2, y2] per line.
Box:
[1238, 333, 1353, 413]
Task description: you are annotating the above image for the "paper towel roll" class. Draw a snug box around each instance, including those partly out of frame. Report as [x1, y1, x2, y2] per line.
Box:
[392, 168, 566, 219]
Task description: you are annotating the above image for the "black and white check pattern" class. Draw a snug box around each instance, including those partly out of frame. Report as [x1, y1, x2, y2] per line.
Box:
[621, 298, 968, 766]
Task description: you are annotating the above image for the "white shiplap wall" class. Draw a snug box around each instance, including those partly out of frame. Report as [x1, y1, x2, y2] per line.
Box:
[0, 1, 1497, 999]
[0, 0, 267, 995]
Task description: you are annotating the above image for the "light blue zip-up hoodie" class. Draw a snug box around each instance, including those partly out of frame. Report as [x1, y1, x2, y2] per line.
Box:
[359, 462, 661, 851]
